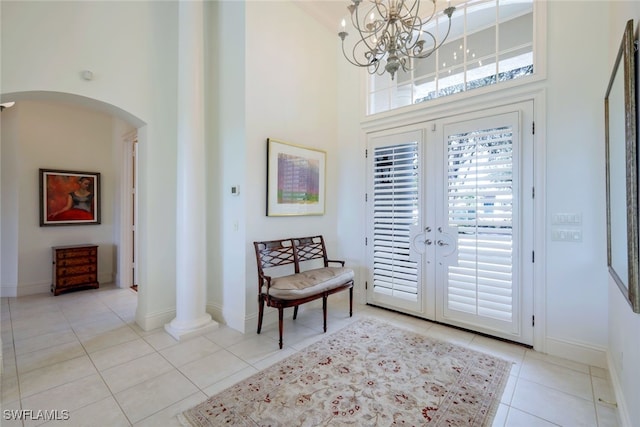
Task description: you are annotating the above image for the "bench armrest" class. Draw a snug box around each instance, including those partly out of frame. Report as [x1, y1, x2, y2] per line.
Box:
[327, 259, 345, 267]
[258, 272, 273, 295]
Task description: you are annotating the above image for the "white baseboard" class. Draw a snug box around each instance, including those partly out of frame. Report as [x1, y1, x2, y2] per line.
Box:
[545, 335, 607, 368]
[1, 271, 115, 298]
[98, 272, 113, 285]
[17, 281, 51, 297]
[244, 307, 279, 335]
[0, 285, 17, 297]
[606, 352, 631, 427]
[135, 308, 176, 332]
[205, 301, 246, 332]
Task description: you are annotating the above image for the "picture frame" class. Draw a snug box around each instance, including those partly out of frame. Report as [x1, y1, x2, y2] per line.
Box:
[604, 19, 639, 313]
[266, 138, 326, 216]
[39, 169, 101, 226]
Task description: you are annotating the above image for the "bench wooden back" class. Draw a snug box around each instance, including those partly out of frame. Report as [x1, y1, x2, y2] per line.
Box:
[292, 236, 328, 265]
[253, 236, 330, 289]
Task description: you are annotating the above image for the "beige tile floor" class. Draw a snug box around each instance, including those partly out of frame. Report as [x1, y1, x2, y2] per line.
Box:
[0, 284, 620, 426]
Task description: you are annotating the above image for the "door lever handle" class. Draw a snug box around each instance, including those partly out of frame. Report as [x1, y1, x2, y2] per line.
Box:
[424, 239, 432, 245]
[437, 240, 449, 246]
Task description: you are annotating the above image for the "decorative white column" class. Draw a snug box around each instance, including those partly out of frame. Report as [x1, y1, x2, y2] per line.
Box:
[165, 0, 218, 340]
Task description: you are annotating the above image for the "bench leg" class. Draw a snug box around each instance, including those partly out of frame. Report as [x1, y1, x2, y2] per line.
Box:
[293, 305, 299, 320]
[278, 308, 284, 349]
[349, 286, 353, 317]
[322, 295, 328, 332]
[257, 294, 265, 334]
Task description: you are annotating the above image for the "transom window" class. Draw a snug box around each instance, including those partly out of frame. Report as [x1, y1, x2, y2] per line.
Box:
[368, 0, 535, 115]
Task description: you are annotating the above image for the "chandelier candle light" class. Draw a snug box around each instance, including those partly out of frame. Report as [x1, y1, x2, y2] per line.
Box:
[338, 0, 456, 80]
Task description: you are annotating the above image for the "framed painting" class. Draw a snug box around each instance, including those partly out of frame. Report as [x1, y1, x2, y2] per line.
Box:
[40, 169, 101, 226]
[266, 138, 326, 216]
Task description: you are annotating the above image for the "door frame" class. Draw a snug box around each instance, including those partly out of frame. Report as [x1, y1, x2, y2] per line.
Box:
[362, 88, 547, 352]
[118, 129, 139, 290]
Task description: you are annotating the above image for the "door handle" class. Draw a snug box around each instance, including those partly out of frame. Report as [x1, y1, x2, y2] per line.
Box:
[437, 240, 449, 246]
[424, 239, 433, 245]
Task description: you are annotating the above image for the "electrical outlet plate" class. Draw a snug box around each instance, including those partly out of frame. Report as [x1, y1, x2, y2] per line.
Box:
[552, 213, 582, 225]
[551, 228, 582, 242]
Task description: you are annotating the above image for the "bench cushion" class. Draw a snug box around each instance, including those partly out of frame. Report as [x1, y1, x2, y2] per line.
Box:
[263, 267, 354, 299]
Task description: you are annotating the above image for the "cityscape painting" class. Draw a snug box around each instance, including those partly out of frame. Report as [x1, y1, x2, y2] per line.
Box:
[267, 138, 325, 216]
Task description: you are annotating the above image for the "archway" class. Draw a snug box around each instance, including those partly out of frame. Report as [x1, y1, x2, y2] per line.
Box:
[0, 91, 146, 306]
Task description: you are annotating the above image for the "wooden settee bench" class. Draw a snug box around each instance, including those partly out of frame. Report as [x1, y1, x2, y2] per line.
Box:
[253, 235, 354, 349]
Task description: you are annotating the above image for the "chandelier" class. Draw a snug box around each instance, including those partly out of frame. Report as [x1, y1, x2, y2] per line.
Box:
[338, 0, 456, 80]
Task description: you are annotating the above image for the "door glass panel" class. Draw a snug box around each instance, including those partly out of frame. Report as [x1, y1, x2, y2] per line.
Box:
[372, 142, 420, 303]
[446, 125, 514, 321]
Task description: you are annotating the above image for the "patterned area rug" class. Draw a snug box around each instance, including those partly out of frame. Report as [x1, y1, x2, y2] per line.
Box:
[179, 318, 511, 426]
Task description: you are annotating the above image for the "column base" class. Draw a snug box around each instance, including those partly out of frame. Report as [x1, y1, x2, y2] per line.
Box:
[164, 314, 219, 341]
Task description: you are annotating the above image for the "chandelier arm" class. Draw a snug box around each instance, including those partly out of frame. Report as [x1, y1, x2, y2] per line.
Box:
[401, 0, 435, 37]
[373, 64, 386, 76]
[341, 44, 369, 68]
[345, 34, 386, 69]
[341, 38, 376, 68]
[400, 18, 423, 52]
[407, 31, 437, 59]
[351, 2, 385, 57]
[410, 19, 452, 60]
[371, 2, 391, 47]
[417, 0, 437, 26]
[372, 0, 390, 26]
[362, 31, 387, 63]
[401, 0, 425, 29]
[403, 0, 421, 18]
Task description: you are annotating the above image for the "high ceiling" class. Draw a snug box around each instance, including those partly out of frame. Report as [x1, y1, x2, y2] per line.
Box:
[294, 0, 347, 31]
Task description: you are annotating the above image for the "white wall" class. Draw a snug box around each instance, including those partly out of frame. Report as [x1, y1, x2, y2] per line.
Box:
[0, 100, 123, 296]
[335, 35, 367, 304]
[0, 104, 19, 292]
[242, 1, 342, 330]
[606, 3, 640, 426]
[207, 0, 248, 331]
[542, 1, 610, 364]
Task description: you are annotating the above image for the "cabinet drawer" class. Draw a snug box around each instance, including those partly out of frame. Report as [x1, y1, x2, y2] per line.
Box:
[57, 274, 97, 287]
[56, 248, 97, 259]
[56, 264, 97, 276]
[57, 256, 97, 267]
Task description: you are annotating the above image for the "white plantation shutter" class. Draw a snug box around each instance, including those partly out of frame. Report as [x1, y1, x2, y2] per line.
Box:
[372, 142, 420, 302]
[446, 125, 514, 322]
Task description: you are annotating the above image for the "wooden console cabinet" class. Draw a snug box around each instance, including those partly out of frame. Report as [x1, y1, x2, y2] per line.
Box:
[51, 244, 99, 296]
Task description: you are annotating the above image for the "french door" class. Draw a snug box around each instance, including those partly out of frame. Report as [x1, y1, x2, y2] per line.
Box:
[366, 102, 534, 345]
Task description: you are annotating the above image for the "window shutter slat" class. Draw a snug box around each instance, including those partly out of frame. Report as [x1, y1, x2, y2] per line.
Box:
[446, 125, 514, 321]
[372, 142, 419, 300]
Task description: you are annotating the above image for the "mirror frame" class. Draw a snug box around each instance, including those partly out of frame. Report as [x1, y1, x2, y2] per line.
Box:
[605, 19, 639, 313]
